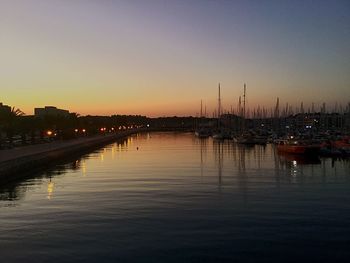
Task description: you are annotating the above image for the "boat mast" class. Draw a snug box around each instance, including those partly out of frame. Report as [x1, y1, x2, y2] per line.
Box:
[274, 97, 279, 118]
[217, 83, 222, 129]
[242, 83, 246, 133]
[274, 97, 280, 133]
[218, 83, 221, 118]
[243, 83, 246, 120]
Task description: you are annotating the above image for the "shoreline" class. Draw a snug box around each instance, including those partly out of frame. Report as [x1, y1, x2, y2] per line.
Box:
[0, 130, 142, 184]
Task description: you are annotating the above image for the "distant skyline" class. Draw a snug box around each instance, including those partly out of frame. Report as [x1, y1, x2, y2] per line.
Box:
[1, 0, 349, 117]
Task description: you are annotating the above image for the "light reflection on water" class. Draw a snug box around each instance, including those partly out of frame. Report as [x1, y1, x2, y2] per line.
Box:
[0, 132, 349, 262]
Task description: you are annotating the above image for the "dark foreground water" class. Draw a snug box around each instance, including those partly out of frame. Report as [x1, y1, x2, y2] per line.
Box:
[1, 132, 349, 262]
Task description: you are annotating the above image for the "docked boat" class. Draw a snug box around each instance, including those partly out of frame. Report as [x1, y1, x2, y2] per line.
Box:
[233, 84, 268, 145]
[195, 128, 211, 138]
[234, 132, 267, 145]
[212, 129, 232, 140]
[234, 134, 256, 145]
[276, 139, 320, 155]
[212, 84, 232, 140]
[254, 135, 268, 145]
[332, 136, 350, 155]
[320, 136, 350, 157]
[212, 133, 224, 140]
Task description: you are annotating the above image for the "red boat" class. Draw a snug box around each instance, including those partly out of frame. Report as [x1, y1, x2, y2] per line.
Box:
[276, 139, 320, 155]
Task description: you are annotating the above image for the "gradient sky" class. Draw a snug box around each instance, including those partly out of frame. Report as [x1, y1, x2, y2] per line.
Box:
[1, 0, 349, 116]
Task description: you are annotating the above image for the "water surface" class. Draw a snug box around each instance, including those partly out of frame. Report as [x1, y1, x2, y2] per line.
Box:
[1, 132, 349, 262]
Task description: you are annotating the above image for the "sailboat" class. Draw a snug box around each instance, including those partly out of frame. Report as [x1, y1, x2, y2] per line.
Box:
[234, 84, 267, 145]
[212, 83, 232, 140]
[195, 100, 211, 138]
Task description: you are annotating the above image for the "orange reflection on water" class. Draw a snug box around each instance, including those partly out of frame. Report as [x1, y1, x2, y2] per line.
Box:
[47, 181, 54, 200]
[82, 160, 87, 176]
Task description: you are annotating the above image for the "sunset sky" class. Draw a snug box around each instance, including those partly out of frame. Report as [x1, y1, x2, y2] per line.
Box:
[1, 0, 349, 117]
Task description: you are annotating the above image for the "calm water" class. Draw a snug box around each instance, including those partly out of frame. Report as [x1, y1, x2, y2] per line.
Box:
[1, 132, 350, 262]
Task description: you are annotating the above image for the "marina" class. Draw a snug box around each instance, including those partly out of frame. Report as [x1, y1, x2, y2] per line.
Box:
[1, 1, 350, 262]
[1, 132, 349, 262]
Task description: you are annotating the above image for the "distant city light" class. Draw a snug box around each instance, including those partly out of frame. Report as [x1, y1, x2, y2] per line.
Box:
[46, 130, 53, 136]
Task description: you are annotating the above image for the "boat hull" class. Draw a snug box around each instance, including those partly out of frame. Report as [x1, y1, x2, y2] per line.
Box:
[277, 145, 320, 155]
[235, 136, 267, 145]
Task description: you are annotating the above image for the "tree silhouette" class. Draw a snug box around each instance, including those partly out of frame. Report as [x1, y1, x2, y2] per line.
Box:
[0, 107, 24, 147]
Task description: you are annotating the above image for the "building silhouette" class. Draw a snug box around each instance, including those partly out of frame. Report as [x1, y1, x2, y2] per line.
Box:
[34, 106, 70, 118]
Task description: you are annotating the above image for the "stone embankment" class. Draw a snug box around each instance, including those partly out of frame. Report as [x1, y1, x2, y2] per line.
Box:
[0, 130, 138, 183]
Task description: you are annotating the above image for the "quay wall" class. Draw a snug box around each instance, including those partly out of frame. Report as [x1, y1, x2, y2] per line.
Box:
[0, 130, 140, 184]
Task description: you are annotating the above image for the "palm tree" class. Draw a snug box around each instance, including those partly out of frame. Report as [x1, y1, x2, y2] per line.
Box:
[0, 106, 12, 148]
[0, 107, 24, 147]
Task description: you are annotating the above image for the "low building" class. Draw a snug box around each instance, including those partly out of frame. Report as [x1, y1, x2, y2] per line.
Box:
[34, 106, 70, 118]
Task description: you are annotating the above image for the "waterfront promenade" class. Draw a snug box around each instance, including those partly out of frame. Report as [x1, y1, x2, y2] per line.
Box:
[0, 130, 138, 183]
